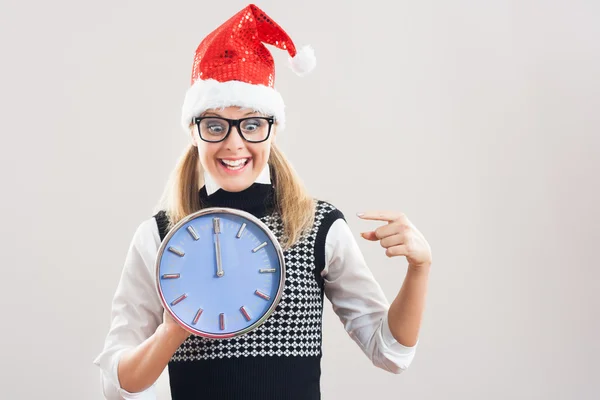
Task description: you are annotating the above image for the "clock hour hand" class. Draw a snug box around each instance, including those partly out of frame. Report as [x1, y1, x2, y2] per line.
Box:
[213, 218, 224, 277]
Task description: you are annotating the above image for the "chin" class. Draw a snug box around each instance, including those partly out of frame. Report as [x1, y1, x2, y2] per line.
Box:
[210, 158, 262, 192]
[213, 171, 256, 193]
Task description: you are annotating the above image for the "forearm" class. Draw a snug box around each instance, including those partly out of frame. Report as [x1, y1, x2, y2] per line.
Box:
[117, 323, 189, 393]
[387, 263, 431, 347]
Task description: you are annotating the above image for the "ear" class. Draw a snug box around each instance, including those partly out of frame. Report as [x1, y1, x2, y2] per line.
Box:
[190, 124, 199, 147]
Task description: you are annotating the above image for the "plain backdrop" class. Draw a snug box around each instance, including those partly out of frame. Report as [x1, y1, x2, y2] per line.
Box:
[0, 0, 598, 399]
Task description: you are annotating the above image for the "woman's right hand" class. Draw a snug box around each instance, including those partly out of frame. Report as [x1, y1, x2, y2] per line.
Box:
[161, 308, 192, 342]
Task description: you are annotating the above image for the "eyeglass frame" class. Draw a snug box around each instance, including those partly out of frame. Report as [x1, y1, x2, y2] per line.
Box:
[192, 116, 275, 143]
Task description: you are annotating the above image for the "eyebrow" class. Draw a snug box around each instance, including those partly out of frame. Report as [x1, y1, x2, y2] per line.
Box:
[202, 110, 261, 118]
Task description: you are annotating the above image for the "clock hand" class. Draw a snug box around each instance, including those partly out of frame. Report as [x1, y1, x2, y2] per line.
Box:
[213, 218, 224, 277]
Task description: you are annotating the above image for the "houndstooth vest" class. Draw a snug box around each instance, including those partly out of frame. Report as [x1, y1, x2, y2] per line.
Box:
[154, 184, 344, 400]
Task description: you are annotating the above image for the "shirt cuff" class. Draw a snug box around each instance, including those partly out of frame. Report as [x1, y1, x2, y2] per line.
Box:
[111, 349, 156, 400]
[118, 386, 156, 400]
[381, 313, 419, 354]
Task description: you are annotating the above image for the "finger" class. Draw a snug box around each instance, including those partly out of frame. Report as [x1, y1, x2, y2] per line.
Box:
[380, 233, 404, 249]
[361, 231, 379, 241]
[363, 222, 408, 241]
[374, 221, 408, 239]
[357, 211, 407, 223]
[163, 308, 175, 322]
[385, 245, 409, 258]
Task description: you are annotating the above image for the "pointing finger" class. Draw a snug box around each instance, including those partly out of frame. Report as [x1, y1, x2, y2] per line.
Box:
[357, 211, 406, 223]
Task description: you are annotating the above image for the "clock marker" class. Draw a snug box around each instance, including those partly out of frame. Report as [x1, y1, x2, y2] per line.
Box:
[255, 290, 270, 301]
[236, 223, 246, 238]
[192, 308, 203, 325]
[161, 273, 180, 279]
[219, 313, 225, 330]
[213, 217, 221, 234]
[259, 268, 276, 273]
[240, 306, 252, 321]
[187, 226, 199, 240]
[171, 293, 187, 306]
[168, 246, 185, 257]
[252, 242, 268, 253]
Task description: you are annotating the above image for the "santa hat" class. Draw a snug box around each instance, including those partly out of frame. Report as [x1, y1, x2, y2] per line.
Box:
[181, 4, 316, 133]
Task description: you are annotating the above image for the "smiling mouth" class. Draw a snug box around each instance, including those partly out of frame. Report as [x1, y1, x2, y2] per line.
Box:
[219, 158, 250, 170]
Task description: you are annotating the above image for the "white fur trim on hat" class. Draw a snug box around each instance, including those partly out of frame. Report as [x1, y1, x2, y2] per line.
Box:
[181, 79, 286, 133]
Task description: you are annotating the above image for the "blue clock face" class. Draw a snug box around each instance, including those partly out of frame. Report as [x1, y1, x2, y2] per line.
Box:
[156, 208, 285, 339]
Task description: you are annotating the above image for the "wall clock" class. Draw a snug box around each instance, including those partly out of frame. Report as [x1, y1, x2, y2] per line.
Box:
[155, 207, 285, 339]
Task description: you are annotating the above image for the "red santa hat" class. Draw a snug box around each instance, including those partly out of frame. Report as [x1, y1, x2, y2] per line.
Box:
[181, 4, 316, 133]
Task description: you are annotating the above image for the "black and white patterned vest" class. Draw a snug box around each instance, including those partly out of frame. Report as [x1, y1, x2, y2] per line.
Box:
[154, 184, 344, 400]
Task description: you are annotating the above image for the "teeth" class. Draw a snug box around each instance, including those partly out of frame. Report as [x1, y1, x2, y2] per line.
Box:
[221, 158, 247, 166]
[221, 158, 248, 169]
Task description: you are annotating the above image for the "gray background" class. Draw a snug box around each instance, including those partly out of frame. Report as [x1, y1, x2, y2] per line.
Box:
[1, 0, 598, 398]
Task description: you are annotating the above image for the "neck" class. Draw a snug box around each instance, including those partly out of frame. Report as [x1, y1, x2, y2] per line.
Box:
[199, 183, 276, 218]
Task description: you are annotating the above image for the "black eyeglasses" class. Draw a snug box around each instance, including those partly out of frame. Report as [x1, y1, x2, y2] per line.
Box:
[192, 116, 275, 143]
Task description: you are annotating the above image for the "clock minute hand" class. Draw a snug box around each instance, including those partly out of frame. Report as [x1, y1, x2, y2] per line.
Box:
[213, 218, 224, 277]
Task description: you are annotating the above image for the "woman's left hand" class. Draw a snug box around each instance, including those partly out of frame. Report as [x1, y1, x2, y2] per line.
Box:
[358, 211, 432, 270]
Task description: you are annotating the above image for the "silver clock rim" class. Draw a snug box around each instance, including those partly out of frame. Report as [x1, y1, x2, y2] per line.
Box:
[154, 207, 286, 339]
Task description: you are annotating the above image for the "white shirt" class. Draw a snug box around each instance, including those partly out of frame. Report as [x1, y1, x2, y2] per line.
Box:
[93, 170, 417, 399]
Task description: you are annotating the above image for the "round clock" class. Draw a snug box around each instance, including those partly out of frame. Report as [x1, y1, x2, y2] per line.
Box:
[155, 207, 285, 339]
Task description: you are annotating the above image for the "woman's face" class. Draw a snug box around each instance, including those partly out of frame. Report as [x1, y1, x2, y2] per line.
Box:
[191, 107, 275, 193]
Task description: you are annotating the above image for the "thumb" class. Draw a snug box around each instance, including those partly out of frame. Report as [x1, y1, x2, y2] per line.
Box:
[361, 231, 379, 241]
[163, 308, 173, 323]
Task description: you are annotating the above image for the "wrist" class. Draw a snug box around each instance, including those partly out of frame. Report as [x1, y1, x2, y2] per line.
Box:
[407, 262, 431, 275]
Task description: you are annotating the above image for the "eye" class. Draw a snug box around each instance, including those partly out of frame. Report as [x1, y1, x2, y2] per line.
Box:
[208, 124, 224, 134]
[201, 118, 227, 135]
[241, 118, 263, 133]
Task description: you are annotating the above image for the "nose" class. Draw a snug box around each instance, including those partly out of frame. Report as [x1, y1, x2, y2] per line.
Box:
[223, 126, 245, 151]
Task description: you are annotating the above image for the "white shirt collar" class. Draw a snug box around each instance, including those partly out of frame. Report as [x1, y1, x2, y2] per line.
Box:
[203, 163, 272, 196]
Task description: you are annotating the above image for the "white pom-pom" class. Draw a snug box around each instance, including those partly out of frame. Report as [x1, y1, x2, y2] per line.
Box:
[288, 45, 316, 77]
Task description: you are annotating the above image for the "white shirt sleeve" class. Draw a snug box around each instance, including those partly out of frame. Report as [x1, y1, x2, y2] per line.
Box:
[92, 218, 164, 399]
[322, 218, 417, 374]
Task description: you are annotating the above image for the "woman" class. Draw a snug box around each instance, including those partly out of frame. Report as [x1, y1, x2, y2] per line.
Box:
[94, 4, 432, 399]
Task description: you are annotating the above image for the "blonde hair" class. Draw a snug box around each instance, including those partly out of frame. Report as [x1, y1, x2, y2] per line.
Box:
[155, 140, 315, 250]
